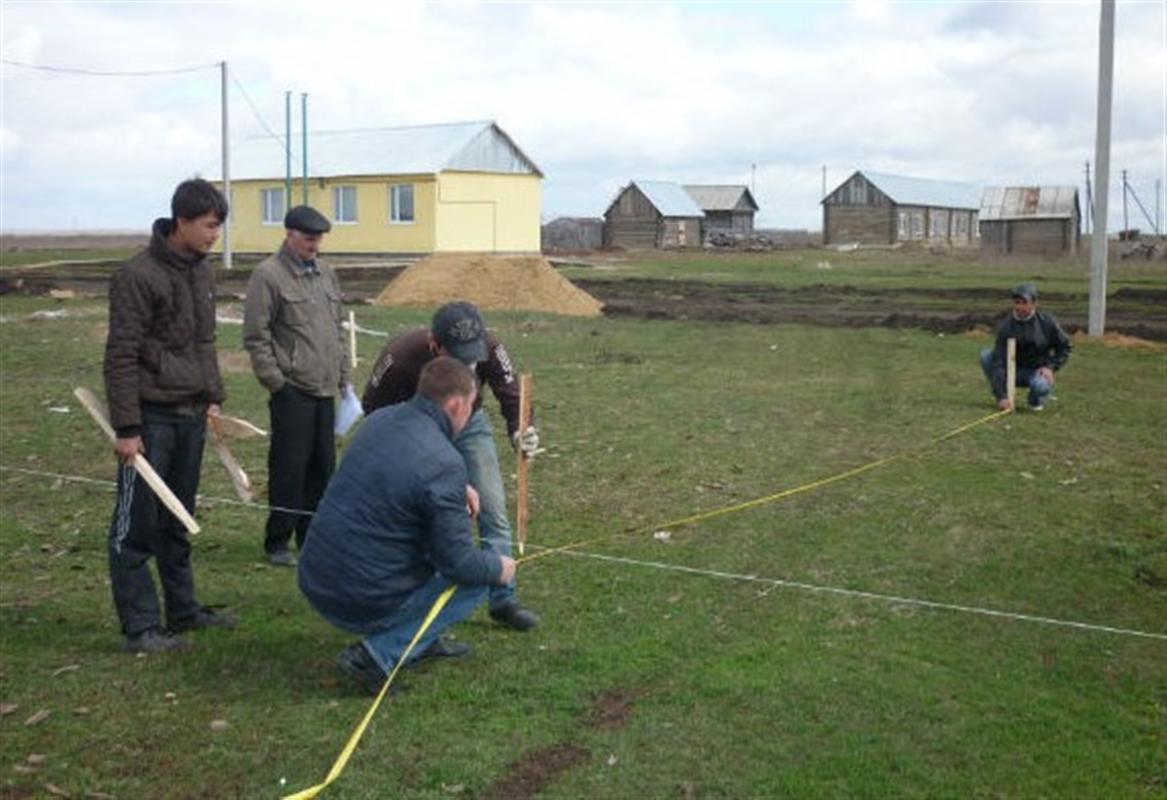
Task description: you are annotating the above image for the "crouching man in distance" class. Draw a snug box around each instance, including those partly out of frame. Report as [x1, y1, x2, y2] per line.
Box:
[297, 357, 516, 694]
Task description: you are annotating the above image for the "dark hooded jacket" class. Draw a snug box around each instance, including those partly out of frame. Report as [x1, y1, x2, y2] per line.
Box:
[103, 218, 225, 436]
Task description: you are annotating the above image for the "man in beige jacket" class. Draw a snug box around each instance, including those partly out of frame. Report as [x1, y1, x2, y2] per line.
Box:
[243, 205, 350, 566]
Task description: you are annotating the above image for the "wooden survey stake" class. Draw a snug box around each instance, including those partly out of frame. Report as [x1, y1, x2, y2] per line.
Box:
[215, 414, 267, 439]
[73, 387, 202, 535]
[349, 310, 358, 369]
[209, 417, 254, 502]
[1006, 337, 1017, 411]
[516, 373, 533, 556]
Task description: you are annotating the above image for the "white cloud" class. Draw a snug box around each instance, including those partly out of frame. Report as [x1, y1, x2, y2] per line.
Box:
[0, 0, 1163, 231]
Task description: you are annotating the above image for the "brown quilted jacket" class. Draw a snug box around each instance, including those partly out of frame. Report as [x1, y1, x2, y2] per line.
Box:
[103, 218, 226, 435]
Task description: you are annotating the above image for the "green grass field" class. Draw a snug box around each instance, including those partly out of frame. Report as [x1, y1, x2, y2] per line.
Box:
[1, 258, 1165, 798]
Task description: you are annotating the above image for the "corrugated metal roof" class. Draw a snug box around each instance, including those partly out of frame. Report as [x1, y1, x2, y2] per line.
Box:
[633, 180, 704, 217]
[223, 120, 542, 181]
[682, 185, 758, 212]
[860, 171, 981, 210]
[980, 186, 1079, 220]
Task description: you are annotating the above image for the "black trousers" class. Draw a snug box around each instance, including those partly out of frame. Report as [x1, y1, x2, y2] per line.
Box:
[108, 405, 205, 636]
[265, 385, 335, 553]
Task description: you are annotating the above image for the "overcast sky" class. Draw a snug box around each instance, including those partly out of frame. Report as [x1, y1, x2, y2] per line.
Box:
[1, 1, 1163, 232]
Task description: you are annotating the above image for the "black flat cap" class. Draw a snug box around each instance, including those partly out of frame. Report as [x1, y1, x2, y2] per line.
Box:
[1011, 282, 1038, 302]
[431, 301, 489, 364]
[284, 205, 332, 234]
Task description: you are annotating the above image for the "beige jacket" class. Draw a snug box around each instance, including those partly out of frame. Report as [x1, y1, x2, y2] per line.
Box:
[243, 244, 350, 397]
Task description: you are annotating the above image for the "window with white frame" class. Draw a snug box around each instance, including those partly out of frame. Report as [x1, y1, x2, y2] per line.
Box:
[332, 186, 358, 223]
[897, 211, 910, 239]
[848, 177, 866, 205]
[389, 183, 414, 223]
[261, 188, 285, 225]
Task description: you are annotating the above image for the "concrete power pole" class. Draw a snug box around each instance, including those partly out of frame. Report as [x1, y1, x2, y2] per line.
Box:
[1089, 0, 1115, 337]
[301, 93, 309, 205]
[285, 91, 292, 206]
[1084, 161, 1092, 236]
[220, 61, 232, 271]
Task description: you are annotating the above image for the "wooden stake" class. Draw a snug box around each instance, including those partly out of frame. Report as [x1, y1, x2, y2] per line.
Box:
[348, 310, 358, 369]
[515, 373, 533, 556]
[73, 388, 201, 535]
[1006, 337, 1017, 412]
[209, 417, 253, 502]
[215, 414, 267, 439]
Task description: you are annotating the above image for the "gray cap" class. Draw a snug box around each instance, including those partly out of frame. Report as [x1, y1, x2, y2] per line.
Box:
[1011, 282, 1038, 301]
[431, 301, 489, 364]
[284, 205, 332, 234]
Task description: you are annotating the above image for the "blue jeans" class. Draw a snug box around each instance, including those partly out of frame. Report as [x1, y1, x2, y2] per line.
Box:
[322, 575, 487, 672]
[979, 349, 1052, 408]
[453, 409, 515, 609]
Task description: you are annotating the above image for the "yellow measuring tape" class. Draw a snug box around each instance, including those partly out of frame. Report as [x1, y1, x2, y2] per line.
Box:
[285, 407, 1009, 798]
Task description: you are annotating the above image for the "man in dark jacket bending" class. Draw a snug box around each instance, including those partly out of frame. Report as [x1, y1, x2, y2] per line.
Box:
[298, 357, 517, 694]
[979, 282, 1072, 412]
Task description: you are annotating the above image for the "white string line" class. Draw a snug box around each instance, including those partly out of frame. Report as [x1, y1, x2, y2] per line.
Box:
[0, 465, 314, 516]
[530, 545, 1167, 642]
[8, 464, 1166, 642]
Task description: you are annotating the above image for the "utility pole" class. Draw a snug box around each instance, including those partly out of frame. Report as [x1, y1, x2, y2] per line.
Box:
[285, 91, 292, 207]
[1121, 169, 1129, 233]
[1084, 161, 1093, 236]
[750, 163, 756, 196]
[1088, 0, 1115, 337]
[1156, 179, 1162, 236]
[220, 61, 232, 270]
[301, 93, 309, 205]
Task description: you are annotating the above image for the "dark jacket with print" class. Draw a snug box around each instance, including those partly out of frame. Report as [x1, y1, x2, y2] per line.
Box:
[360, 328, 524, 437]
[242, 243, 350, 397]
[297, 394, 503, 626]
[103, 218, 225, 436]
[988, 309, 1072, 399]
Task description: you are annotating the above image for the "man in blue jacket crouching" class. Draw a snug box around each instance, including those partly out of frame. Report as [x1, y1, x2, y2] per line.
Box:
[298, 357, 516, 694]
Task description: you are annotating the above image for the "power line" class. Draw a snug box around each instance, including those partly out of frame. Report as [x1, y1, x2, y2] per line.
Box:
[1, 58, 218, 77]
[229, 68, 290, 157]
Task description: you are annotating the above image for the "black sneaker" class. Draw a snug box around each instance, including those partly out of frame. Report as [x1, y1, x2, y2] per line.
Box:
[489, 601, 540, 631]
[123, 628, 191, 654]
[336, 643, 393, 696]
[409, 637, 471, 666]
[168, 607, 237, 633]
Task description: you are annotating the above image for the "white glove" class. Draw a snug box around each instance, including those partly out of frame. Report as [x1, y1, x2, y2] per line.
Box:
[512, 425, 543, 459]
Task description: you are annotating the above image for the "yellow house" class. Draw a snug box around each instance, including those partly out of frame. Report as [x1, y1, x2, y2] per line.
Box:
[217, 120, 542, 254]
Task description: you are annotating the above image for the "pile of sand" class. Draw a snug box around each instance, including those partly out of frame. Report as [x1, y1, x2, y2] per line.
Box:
[373, 254, 603, 317]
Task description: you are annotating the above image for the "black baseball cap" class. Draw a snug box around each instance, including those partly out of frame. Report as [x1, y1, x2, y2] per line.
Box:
[284, 205, 332, 234]
[1011, 282, 1038, 302]
[431, 301, 489, 363]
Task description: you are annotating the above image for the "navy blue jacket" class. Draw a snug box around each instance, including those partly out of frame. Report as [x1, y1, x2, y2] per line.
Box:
[988, 309, 1072, 399]
[298, 395, 502, 626]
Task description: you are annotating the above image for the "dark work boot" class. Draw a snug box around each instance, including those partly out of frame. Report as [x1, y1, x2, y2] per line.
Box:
[489, 601, 540, 631]
[409, 637, 471, 667]
[168, 606, 237, 633]
[123, 628, 191, 654]
[336, 643, 393, 696]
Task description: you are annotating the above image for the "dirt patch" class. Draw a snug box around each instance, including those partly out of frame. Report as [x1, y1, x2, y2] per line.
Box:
[1072, 331, 1165, 350]
[584, 687, 647, 730]
[373, 254, 603, 317]
[478, 742, 590, 800]
[577, 278, 1167, 341]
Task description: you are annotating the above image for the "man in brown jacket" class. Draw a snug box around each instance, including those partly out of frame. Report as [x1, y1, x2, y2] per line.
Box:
[243, 205, 350, 566]
[104, 178, 237, 653]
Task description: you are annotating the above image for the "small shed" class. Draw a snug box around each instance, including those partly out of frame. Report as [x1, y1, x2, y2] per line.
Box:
[822, 170, 980, 246]
[541, 216, 603, 252]
[603, 180, 704, 249]
[979, 186, 1080, 257]
[683, 185, 759, 237]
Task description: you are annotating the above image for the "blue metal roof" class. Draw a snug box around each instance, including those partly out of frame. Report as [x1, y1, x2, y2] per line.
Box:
[633, 180, 704, 217]
[859, 171, 980, 210]
[224, 120, 542, 181]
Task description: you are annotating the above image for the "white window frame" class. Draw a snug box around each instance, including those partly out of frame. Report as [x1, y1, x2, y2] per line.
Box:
[261, 188, 285, 226]
[389, 183, 415, 224]
[332, 185, 358, 224]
